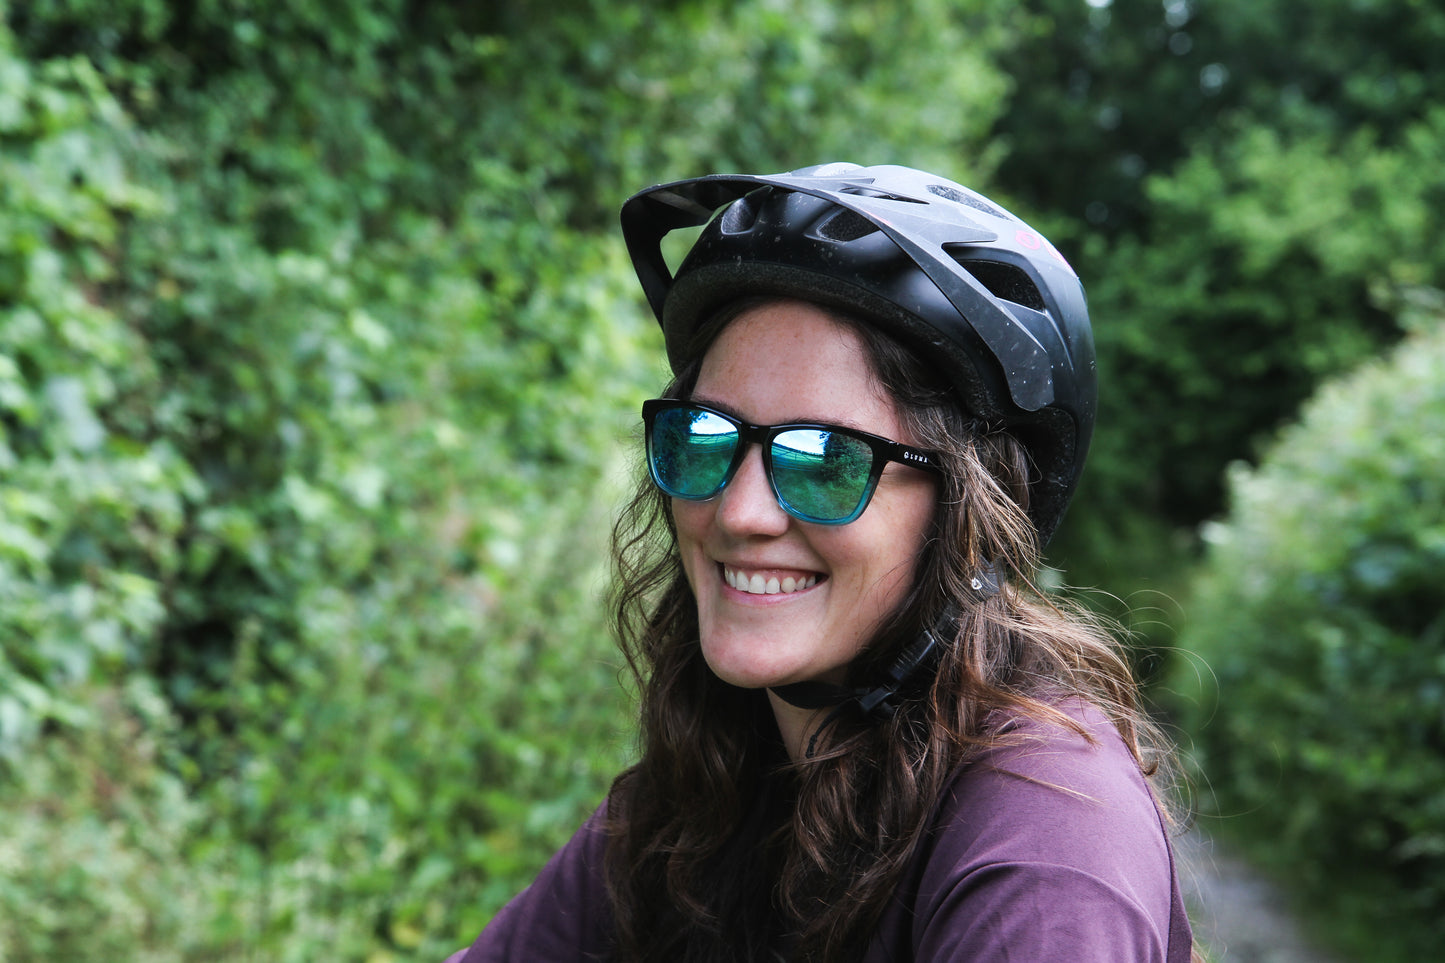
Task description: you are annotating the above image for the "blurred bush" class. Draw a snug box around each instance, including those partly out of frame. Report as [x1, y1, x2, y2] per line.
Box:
[1173, 300, 1445, 962]
[0, 1, 1019, 958]
[0, 9, 650, 958]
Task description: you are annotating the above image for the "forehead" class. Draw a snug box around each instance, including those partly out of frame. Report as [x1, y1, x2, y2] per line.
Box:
[692, 301, 902, 434]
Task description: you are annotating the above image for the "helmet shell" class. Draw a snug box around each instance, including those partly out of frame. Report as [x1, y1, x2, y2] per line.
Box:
[620, 163, 1096, 545]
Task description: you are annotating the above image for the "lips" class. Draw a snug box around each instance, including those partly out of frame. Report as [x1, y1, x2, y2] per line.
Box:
[722, 564, 822, 596]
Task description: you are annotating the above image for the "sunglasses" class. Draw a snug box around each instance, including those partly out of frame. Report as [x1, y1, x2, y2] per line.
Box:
[642, 399, 943, 525]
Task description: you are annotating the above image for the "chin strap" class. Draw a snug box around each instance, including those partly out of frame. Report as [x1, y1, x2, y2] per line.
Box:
[773, 609, 958, 759]
[770, 607, 960, 716]
[769, 565, 1001, 757]
[857, 609, 957, 718]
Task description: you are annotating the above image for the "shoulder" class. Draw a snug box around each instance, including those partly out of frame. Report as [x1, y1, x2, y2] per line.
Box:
[946, 699, 1161, 833]
[447, 803, 614, 963]
[888, 701, 1185, 961]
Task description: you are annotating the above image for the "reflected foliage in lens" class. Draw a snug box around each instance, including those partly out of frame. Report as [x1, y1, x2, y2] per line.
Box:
[651, 406, 738, 498]
[772, 429, 875, 521]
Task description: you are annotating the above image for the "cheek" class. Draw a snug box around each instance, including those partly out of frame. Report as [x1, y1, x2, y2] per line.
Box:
[849, 490, 937, 601]
[671, 501, 712, 582]
[859, 547, 923, 618]
[823, 526, 915, 600]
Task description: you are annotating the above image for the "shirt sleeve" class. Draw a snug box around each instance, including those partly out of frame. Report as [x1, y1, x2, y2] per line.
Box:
[449, 803, 615, 963]
[903, 705, 1191, 962]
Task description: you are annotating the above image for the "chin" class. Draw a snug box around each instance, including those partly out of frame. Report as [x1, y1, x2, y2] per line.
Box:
[701, 641, 788, 689]
[699, 634, 832, 691]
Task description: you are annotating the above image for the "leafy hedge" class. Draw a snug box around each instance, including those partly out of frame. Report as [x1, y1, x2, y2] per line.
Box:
[0, 14, 651, 959]
[1173, 302, 1445, 961]
[0, 2, 1023, 958]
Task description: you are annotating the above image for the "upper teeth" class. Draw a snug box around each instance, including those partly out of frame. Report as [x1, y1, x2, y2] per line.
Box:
[724, 568, 818, 595]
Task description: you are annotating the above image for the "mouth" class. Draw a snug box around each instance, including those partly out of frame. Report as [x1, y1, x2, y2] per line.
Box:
[721, 564, 824, 596]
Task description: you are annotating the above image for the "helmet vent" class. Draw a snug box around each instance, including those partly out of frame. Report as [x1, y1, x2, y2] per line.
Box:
[954, 258, 1046, 310]
[928, 183, 1010, 220]
[839, 186, 925, 204]
[719, 194, 762, 234]
[817, 209, 881, 242]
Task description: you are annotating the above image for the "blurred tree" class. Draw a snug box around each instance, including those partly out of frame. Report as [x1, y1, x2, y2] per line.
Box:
[994, 0, 1445, 590]
[1174, 301, 1445, 963]
[993, 0, 1445, 234]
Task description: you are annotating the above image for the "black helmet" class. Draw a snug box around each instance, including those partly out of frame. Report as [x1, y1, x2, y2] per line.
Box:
[620, 162, 1096, 546]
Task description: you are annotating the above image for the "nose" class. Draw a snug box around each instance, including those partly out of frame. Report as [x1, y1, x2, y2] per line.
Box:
[716, 443, 791, 536]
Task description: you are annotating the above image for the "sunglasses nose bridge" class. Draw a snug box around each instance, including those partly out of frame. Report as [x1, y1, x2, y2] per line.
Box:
[714, 437, 793, 533]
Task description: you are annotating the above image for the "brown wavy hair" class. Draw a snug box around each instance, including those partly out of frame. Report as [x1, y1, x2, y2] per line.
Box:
[604, 298, 1189, 963]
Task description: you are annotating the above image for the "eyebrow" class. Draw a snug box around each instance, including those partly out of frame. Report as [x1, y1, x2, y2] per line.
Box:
[686, 393, 876, 434]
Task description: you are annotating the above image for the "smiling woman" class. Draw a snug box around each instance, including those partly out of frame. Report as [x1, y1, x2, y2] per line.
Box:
[447, 164, 1200, 963]
[671, 302, 939, 717]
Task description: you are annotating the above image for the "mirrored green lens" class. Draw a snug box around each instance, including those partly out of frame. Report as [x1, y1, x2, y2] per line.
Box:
[651, 406, 738, 497]
[771, 429, 874, 522]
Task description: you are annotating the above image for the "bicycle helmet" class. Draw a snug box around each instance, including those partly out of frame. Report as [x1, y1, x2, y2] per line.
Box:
[620, 162, 1096, 547]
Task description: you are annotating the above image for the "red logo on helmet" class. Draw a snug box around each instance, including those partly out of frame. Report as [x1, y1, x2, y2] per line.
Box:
[1016, 229, 1042, 250]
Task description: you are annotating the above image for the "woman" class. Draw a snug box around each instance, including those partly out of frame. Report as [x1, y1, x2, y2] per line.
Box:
[451, 163, 1196, 962]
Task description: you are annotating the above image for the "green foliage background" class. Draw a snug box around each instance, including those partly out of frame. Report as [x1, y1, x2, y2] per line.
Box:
[0, 0, 1440, 959]
[1173, 307, 1445, 960]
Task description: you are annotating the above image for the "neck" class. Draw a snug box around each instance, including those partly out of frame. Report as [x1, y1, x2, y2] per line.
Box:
[766, 689, 830, 763]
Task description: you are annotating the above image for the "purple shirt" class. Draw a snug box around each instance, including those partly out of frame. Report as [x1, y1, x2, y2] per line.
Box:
[451, 704, 1193, 961]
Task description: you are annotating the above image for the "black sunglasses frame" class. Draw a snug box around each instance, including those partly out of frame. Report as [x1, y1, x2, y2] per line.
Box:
[642, 399, 943, 525]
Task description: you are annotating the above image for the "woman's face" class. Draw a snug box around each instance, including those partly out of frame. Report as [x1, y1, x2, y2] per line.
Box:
[673, 300, 939, 690]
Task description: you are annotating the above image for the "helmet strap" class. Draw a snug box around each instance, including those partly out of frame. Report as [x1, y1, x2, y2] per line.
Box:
[767, 597, 983, 757]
